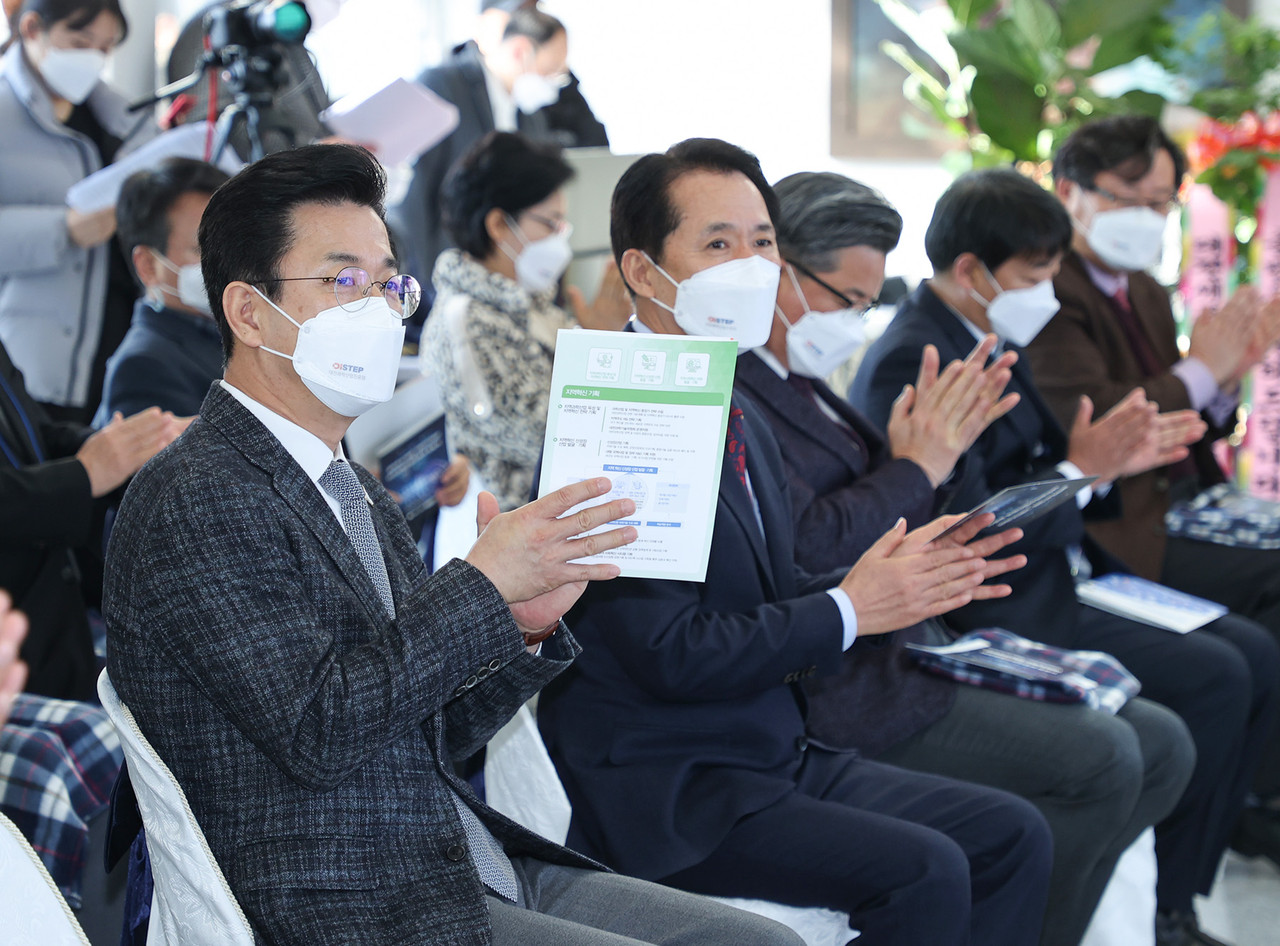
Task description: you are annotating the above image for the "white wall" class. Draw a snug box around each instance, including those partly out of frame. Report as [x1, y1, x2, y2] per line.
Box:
[541, 0, 951, 283]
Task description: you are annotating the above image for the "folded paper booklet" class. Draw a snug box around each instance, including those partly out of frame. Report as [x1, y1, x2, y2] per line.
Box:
[378, 413, 449, 520]
[937, 476, 1097, 539]
[1075, 574, 1228, 634]
[66, 122, 243, 212]
[538, 329, 738, 582]
[320, 78, 460, 166]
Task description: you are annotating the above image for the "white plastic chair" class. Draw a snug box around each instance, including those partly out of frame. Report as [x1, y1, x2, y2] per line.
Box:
[1080, 828, 1158, 946]
[0, 811, 91, 946]
[485, 704, 858, 945]
[97, 670, 256, 946]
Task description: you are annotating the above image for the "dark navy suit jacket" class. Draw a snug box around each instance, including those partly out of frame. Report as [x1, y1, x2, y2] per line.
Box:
[95, 300, 223, 424]
[851, 282, 1121, 645]
[538, 395, 849, 881]
[734, 350, 956, 757]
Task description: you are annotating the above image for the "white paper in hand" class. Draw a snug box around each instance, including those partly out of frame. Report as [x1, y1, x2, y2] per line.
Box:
[320, 78, 460, 166]
[65, 122, 242, 213]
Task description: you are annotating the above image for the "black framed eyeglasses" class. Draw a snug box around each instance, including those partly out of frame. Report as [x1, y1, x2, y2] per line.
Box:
[1087, 185, 1181, 216]
[788, 260, 878, 316]
[266, 266, 422, 319]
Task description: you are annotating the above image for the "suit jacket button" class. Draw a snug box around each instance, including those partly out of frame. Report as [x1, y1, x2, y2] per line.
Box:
[489, 659, 502, 671]
[465, 675, 479, 688]
[446, 843, 466, 861]
[795, 736, 809, 752]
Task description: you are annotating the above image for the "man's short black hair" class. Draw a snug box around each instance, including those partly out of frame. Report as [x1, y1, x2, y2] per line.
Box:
[925, 168, 1072, 274]
[1054, 115, 1188, 190]
[117, 157, 230, 276]
[199, 143, 387, 359]
[503, 6, 562, 44]
[774, 171, 902, 273]
[441, 131, 574, 260]
[610, 137, 780, 290]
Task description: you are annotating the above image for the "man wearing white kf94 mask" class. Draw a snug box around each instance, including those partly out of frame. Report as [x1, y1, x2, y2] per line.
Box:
[95, 157, 231, 423]
[538, 138, 1054, 946]
[855, 166, 1280, 946]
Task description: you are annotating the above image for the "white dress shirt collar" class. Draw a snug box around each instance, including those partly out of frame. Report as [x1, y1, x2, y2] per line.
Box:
[483, 62, 518, 133]
[219, 380, 347, 522]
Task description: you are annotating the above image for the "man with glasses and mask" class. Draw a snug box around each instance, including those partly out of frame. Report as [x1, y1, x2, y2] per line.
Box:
[539, 138, 1055, 946]
[1026, 112, 1280, 911]
[733, 170, 1194, 946]
[102, 143, 804, 946]
[853, 166, 1280, 946]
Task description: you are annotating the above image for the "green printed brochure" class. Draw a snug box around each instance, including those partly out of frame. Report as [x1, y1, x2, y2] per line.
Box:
[538, 329, 737, 581]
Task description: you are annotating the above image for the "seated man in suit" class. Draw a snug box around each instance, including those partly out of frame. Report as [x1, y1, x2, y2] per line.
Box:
[736, 169, 1194, 946]
[0, 335, 180, 701]
[538, 137, 1054, 945]
[1026, 115, 1280, 857]
[95, 157, 230, 424]
[103, 143, 803, 946]
[851, 167, 1280, 946]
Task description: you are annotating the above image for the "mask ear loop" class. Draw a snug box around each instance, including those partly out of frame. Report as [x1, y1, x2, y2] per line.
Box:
[497, 213, 530, 265]
[968, 262, 1003, 309]
[639, 251, 682, 317]
[778, 263, 813, 328]
[250, 285, 302, 362]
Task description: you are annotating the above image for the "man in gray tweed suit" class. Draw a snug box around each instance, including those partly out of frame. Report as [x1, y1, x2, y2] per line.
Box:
[103, 143, 801, 946]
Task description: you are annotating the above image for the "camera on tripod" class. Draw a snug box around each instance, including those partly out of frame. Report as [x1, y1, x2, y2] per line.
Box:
[204, 0, 312, 53]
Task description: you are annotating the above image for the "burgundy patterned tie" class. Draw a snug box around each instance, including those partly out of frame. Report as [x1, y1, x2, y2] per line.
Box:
[726, 406, 749, 491]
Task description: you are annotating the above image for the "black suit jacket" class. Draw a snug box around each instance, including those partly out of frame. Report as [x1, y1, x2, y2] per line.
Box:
[851, 283, 1121, 645]
[733, 351, 956, 757]
[538, 395, 849, 881]
[388, 42, 552, 289]
[105, 383, 597, 945]
[0, 339, 98, 699]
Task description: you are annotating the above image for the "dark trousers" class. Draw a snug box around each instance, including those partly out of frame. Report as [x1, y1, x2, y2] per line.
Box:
[1069, 605, 1279, 912]
[878, 690, 1193, 946]
[1162, 535, 1280, 795]
[659, 748, 1052, 946]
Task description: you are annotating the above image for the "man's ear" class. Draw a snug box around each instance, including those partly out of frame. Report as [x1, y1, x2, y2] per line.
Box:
[951, 252, 985, 293]
[132, 246, 159, 288]
[1053, 177, 1075, 203]
[620, 248, 659, 301]
[222, 282, 267, 348]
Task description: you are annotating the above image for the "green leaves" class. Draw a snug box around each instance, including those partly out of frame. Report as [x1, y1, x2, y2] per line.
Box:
[1057, 0, 1170, 50]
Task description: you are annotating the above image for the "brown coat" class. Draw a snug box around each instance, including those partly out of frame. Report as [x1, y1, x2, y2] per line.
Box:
[1024, 251, 1226, 580]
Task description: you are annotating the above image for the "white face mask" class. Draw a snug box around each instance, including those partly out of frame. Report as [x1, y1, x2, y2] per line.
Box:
[646, 253, 780, 351]
[1082, 205, 1168, 272]
[253, 288, 406, 418]
[502, 216, 573, 292]
[151, 250, 212, 317]
[37, 46, 106, 104]
[970, 266, 1060, 348]
[777, 265, 866, 378]
[512, 71, 560, 114]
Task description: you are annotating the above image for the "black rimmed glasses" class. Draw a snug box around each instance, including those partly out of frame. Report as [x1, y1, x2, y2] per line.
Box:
[788, 260, 878, 317]
[1087, 184, 1182, 216]
[267, 267, 422, 319]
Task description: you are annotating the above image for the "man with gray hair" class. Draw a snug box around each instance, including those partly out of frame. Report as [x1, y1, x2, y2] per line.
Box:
[733, 170, 1196, 946]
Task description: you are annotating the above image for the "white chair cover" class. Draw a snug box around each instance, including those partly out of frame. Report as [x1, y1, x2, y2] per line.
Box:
[1080, 828, 1157, 946]
[484, 701, 858, 945]
[97, 671, 255, 946]
[0, 811, 91, 946]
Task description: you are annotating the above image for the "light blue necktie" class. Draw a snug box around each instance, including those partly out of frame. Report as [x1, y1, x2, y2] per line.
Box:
[318, 459, 518, 900]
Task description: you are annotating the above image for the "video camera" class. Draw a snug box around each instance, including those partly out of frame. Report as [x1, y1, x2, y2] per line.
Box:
[204, 0, 311, 53]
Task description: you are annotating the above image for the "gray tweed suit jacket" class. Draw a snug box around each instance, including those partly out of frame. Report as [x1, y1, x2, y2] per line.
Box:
[104, 382, 596, 946]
